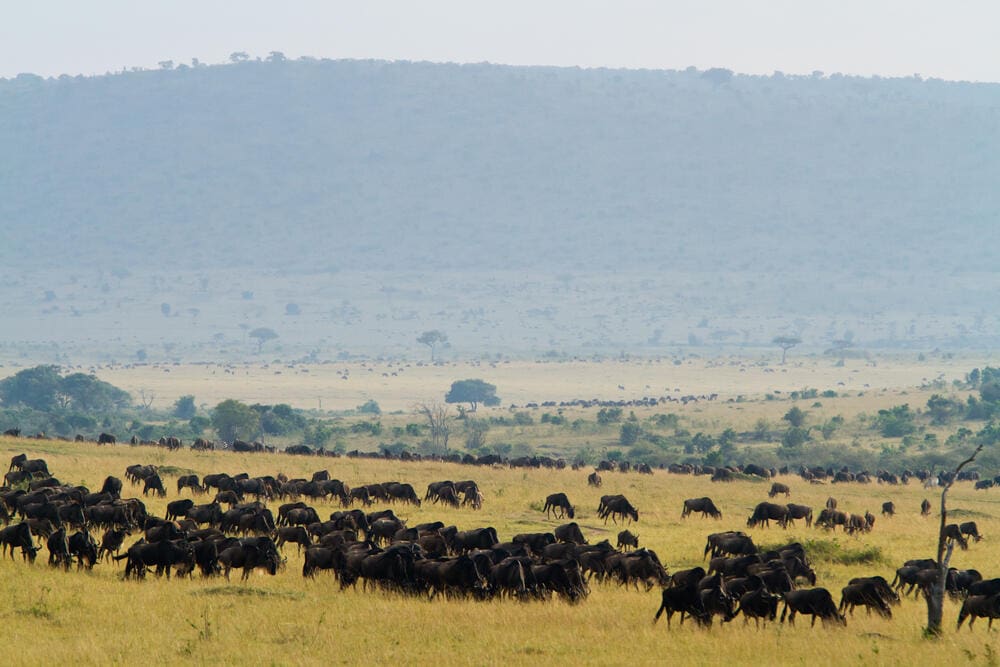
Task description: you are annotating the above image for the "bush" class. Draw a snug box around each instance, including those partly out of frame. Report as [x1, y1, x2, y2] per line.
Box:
[513, 411, 534, 425]
[619, 422, 642, 446]
[357, 400, 381, 415]
[874, 404, 916, 437]
[597, 407, 623, 424]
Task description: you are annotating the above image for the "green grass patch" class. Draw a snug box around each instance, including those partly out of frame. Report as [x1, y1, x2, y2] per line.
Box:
[948, 508, 992, 519]
[760, 538, 888, 566]
[158, 465, 197, 476]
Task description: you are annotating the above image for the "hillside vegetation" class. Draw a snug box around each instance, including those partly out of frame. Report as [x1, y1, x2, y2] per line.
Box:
[1, 59, 998, 359]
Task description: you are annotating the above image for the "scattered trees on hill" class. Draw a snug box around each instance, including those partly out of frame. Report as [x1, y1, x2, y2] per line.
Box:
[0, 365, 130, 412]
[772, 336, 801, 365]
[211, 399, 260, 441]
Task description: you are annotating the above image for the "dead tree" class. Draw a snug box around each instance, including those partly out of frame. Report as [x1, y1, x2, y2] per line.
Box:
[925, 444, 982, 636]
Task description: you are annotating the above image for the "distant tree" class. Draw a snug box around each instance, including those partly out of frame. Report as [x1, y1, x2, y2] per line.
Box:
[874, 404, 916, 437]
[173, 395, 197, 420]
[464, 418, 490, 450]
[417, 330, 448, 361]
[158, 60, 174, 70]
[357, 399, 381, 415]
[0, 366, 130, 413]
[782, 406, 807, 428]
[926, 394, 960, 425]
[229, 52, 250, 63]
[211, 399, 259, 441]
[416, 402, 452, 451]
[445, 379, 500, 411]
[773, 336, 801, 364]
[0, 365, 65, 411]
[249, 327, 278, 352]
[267, 51, 286, 62]
[620, 422, 642, 446]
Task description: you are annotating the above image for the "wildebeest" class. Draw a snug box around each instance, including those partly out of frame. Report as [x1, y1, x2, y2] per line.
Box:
[275, 526, 312, 554]
[653, 581, 708, 627]
[98, 528, 128, 561]
[729, 587, 780, 627]
[839, 581, 892, 618]
[48, 527, 71, 569]
[881, 501, 895, 517]
[921, 498, 932, 516]
[177, 475, 203, 495]
[957, 594, 1000, 630]
[587, 471, 602, 487]
[554, 522, 586, 545]
[681, 497, 722, 520]
[218, 541, 281, 581]
[785, 504, 813, 528]
[98, 433, 116, 445]
[543, 493, 575, 520]
[165, 499, 194, 521]
[960, 521, 982, 543]
[68, 529, 99, 569]
[747, 502, 788, 529]
[597, 494, 638, 524]
[781, 588, 846, 626]
[142, 473, 166, 497]
[944, 523, 969, 550]
[1, 522, 39, 561]
[704, 531, 756, 559]
[617, 530, 639, 551]
[768, 482, 790, 498]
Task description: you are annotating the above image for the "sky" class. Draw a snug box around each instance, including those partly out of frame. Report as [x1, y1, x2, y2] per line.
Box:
[1, 1, 999, 82]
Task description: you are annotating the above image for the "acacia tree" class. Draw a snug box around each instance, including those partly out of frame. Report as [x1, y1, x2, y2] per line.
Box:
[417, 330, 448, 362]
[773, 336, 801, 365]
[445, 379, 500, 412]
[925, 444, 983, 636]
[249, 327, 278, 353]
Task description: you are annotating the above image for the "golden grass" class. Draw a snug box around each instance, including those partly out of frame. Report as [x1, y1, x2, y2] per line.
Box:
[3, 434, 1000, 665]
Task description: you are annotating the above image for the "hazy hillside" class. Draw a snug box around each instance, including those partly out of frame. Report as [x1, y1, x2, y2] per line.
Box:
[0, 59, 997, 360]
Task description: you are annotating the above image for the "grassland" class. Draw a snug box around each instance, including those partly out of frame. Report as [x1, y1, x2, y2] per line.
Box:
[3, 432, 1000, 666]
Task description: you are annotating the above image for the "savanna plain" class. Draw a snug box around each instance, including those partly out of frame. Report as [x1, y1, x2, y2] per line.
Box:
[2, 358, 999, 666]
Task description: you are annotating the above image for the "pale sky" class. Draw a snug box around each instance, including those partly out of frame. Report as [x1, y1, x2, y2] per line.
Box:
[2, 1, 999, 81]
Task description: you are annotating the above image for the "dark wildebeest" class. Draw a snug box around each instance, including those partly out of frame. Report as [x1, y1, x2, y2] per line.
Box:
[435, 486, 460, 509]
[68, 529, 99, 569]
[100, 476, 123, 499]
[99, 528, 128, 561]
[826, 497, 837, 510]
[597, 495, 638, 524]
[1, 522, 38, 561]
[275, 526, 312, 554]
[729, 587, 780, 628]
[747, 502, 788, 529]
[543, 493, 575, 520]
[653, 583, 708, 627]
[98, 433, 116, 445]
[385, 483, 421, 507]
[848, 576, 900, 607]
[921, 499, 932, 516]
[617, 530, 639, 551]
[704, 531, 756, 559]
[839, 581, 892, 618]
[944, 523, 969, 550]
[960, 521, 982, 543]
[781, 588, 846, 626]
[681, 497, 722, 519]
[115, 539, 195, 579]
[166, 499, 194, 521]
[957, 594, 1000, 630]
[3, 428, 20, 438]
[881, 501, 895, 517]
[218, 542, 281, 581]
[587, 472, 602, 487]
[143, 473, 166, 497]
[177, 475, 203, 495]
[768, 482, 790, 498]
[785, 504, 813, 528]
[554, 522, 586, 545]
[47, 527, 71, 569]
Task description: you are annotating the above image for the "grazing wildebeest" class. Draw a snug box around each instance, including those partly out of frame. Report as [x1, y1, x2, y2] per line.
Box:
[681, 497, 722, 519]
[881, 501, 895, 517]
[435, 486, 460, 509]
[747, 502, 788, 529]
[543, 493, 575, 520]
[653, 582, 708, 627]
[385, 483, 421, 507]
[3, 428, 20, 438]
[729, 587, 780, 627]
[617, 530, 639, 551]
[177, 475, 203, 495]
[275, 526, 312, 553]
[785, 504, 813, 527]
[47, 527, 71, 569]
[597, 495, 638, 524]
[98, 433, 116, 445]
[839, 581, 892, 618]
[99, 528, 128, 561]
[68, 529, 99, 569]
[554, 522, 586, 545]
[704, 531, 756, 559]
[957, 594, 1000, 630]
[826, 497, 837, 510]
[944, 523, 969, 550]
[218, 542, 281, 581]
[960, 521, 982, 543]
[587, 472, 602, 487]
[1, 522, 38, 561]
[768, 482, 790, 498]
[100, 476, 123, 499]
[781, 588, 846, 626]
[143, 473, 166, 497]
[921, 498, 932, 516]
[815, 508, 848, 531]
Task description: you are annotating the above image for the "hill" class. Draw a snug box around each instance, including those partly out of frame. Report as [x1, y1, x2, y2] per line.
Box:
[1, 59, 998, 359]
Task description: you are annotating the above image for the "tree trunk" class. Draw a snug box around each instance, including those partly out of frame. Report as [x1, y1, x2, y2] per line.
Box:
[780, 347, 788, 365]
[925, 445, 981, 637]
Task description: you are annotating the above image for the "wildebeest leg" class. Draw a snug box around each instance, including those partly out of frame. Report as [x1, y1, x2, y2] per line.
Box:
[810, 614, 817, 627]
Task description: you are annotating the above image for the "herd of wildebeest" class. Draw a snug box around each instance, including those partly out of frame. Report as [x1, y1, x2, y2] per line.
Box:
[3, 429, 1000, 632]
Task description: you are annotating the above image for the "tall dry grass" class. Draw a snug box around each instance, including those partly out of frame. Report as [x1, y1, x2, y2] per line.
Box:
[2, 435, 999, 665]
